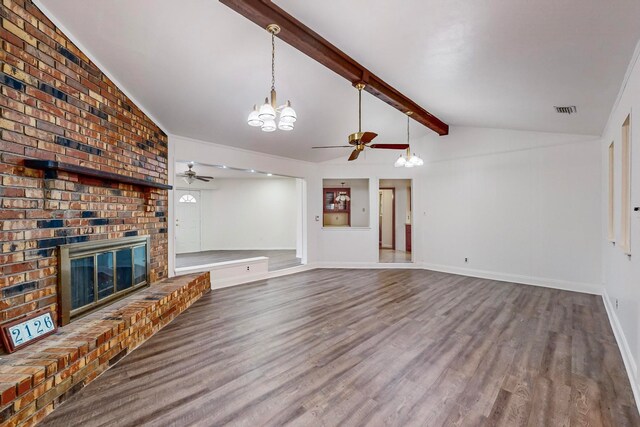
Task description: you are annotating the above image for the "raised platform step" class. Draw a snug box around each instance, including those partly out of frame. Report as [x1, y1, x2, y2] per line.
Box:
[175, 257, 269, 289]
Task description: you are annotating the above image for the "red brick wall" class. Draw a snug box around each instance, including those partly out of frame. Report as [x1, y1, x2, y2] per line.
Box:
[0, 0, 169, 330]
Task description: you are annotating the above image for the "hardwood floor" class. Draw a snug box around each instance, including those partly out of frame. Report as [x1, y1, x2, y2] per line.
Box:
[176, 249, 302, 271]
[379, 249, 412, 263]
[41, 269, 639, 427]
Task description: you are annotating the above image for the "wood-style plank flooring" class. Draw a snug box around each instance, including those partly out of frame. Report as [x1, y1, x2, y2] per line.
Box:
[41, 269, 639, 426]
[176, 249, 302, 271]
[379, 249, 412, 263]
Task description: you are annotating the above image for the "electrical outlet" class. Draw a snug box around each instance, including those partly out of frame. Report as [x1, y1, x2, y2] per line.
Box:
[464, 258, 468, 263]
[615, 299, 619, 309]
[246, 266, 250, 271]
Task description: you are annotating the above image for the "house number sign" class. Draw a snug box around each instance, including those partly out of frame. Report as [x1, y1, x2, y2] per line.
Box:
[0, 309, 57, 353]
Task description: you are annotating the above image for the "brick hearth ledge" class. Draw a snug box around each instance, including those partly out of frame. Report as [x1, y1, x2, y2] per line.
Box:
[0, 272, 210, 426]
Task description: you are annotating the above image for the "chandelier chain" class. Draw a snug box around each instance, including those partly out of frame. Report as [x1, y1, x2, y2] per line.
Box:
[271, 32, 276, 91]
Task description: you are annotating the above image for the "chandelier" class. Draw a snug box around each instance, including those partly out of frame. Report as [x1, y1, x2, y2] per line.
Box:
[394, 112, 424, 167]
[247, 24, 297, 132]
[335, 182, 351, 203]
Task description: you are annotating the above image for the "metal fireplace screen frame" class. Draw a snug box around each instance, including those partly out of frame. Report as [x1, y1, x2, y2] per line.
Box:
[58, 236, 151, 325]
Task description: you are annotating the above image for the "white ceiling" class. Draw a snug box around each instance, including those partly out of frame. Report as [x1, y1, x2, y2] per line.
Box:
[40, 0, 640, 162]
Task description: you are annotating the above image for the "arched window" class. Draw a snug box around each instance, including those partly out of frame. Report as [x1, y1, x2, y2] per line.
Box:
[179, 194, 197, 203]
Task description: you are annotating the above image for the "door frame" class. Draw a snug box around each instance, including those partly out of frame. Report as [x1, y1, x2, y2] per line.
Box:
[379, 187, 396, 250]
[175, 188, 202, 254]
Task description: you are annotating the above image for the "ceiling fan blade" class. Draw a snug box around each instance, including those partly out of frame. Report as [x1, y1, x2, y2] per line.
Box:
[198, 175, 214, 179]
[177, 174, 187, 177]
[196, 177, 211, 182]
[369, 143, 410, 150]
[360, 132, 378, 144]
[348, 149, 361, 161]
[312, 145, 353, 149]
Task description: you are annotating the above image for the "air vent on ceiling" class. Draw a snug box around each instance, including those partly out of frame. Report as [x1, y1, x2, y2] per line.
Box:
[554, 106, 577, 114]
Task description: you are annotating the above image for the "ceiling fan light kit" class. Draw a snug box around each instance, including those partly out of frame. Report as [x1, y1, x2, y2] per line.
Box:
[247, 24, 298, 132]
[178, 162, 215, 184]
[312, 83, 409, 161]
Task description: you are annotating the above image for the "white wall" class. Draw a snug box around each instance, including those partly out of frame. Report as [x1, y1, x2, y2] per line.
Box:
[419, 134, 601, 290]
[600, 41, 640, 403]
[311, 127, 602, 293]
[168, 134, 314, 265]
[171, 125, 603, 291]
[176, 178, 298, 251]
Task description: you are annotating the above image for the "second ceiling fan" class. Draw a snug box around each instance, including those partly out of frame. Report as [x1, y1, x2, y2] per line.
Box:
[312, 83, 409, 161]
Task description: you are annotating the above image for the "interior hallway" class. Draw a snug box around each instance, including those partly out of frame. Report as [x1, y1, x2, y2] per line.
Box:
[379, 249, 412, 263]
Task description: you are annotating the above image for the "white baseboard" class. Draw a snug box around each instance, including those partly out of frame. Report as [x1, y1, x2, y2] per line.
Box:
[421, 263, 602, 295]
[602, 290, 640, 410]
[313, 261, 421, 269]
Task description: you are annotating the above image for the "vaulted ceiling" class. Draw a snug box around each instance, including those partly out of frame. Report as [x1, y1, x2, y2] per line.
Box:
[38, 0, 640, 161]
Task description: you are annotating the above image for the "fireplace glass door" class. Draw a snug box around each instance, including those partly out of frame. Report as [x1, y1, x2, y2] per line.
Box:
[60, 236, 150, 325]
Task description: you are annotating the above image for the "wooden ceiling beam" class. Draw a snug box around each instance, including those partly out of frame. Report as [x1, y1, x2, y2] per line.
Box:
[219, 0, 449, 136]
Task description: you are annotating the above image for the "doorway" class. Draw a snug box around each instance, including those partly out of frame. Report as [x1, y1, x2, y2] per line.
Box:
[378, 180, 412, 263]
[379, 188, 395, 249]
[176, 189, 201, 254]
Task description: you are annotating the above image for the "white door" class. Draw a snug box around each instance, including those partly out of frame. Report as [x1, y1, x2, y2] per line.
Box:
[176, 190, 201, 254]
[379, 189, 394, 249]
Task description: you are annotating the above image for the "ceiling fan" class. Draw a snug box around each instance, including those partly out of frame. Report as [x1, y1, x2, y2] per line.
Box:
[312, 82, 409, 161]
[178, 162, 214, 184]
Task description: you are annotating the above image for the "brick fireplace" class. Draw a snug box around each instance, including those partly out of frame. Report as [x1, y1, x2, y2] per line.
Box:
[0, 1, 215, 425]
[0, 0, 169, 327]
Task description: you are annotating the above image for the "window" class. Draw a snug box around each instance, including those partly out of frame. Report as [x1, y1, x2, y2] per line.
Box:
[322, 179, 370, 227]
[608, 142, 615, 241]
[620, 115, 631, 254]
[179, 194, 197, 203]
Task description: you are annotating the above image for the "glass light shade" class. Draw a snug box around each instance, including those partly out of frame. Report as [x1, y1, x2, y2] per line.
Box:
[336, 193, 350, 202]
[404, 161, 415, 168]
[258, 101, 276, 121]
[280, 104, 297, 123]
[247, 109, 263, 127]
[261, 119, 277, 132]
[183, 176, 195, 184]
[409, 154, 424, 166]
[278, 120, 294, 131]
[394, 155, 407, 168]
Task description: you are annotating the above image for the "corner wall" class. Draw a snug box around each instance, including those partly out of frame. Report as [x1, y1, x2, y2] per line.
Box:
[600, 40, 640, 404]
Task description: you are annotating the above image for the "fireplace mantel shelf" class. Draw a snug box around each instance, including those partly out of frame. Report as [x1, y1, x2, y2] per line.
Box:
[24, 160, 173, 190]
